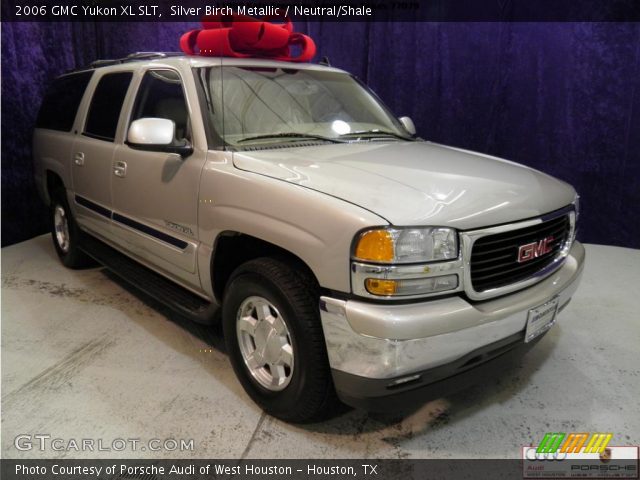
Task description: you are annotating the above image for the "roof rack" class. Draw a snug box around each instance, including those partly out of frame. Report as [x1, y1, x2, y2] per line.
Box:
[82, 52, 185, 70]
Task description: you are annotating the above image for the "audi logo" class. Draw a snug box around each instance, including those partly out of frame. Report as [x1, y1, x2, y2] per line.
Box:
[524, 447, 568, 461]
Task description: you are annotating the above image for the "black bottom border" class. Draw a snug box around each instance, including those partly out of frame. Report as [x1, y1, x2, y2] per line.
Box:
[2, 458, 639, 480]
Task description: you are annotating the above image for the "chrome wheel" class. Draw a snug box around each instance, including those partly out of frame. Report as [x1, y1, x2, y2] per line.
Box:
[53, 205, 70, 253]
[236, 296, 294, 391]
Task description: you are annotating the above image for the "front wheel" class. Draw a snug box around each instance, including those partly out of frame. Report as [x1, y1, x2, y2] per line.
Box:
[222, 257, 340, 423]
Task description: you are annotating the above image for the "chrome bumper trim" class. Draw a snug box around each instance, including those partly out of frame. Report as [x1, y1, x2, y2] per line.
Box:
[320, 241, 585, 380]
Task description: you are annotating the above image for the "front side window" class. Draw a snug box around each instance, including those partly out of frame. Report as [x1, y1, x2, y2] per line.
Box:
[84, 71, 133, 141]
[130, 70, 190, 143]
[196, 66, 410, 147]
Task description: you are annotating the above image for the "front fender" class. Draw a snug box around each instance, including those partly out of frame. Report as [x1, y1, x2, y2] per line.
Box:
[197, 157, 386, 295]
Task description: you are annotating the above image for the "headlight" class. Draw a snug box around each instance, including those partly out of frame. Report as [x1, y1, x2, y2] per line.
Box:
[354, 227, 458, 264]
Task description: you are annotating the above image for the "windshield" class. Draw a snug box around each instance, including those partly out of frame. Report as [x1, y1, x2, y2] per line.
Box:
[195, 66, 412, 147]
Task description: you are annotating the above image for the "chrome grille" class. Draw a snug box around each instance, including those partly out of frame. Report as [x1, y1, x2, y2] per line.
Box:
[470, 214, 571, 293]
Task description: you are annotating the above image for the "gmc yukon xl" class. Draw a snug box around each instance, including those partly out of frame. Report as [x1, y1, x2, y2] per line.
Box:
[33, 53, 585, 422]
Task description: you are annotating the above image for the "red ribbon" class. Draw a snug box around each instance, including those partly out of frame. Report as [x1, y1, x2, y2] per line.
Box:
[180, 14, 316, 62]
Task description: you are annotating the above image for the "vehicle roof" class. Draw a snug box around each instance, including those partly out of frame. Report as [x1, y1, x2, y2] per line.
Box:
[66, 53, 347, 76]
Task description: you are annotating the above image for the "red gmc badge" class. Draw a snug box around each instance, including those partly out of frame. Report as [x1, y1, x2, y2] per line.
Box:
[518, 236, 554, 263]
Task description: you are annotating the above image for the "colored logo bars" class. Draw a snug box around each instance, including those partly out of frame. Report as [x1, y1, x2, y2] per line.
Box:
[536, 432, 613, 454]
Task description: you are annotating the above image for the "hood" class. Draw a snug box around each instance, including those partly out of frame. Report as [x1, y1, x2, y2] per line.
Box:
[232, 141, 576, 230]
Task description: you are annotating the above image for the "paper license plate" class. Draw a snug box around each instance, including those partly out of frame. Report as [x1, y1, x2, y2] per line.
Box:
[525, 297, 559, 343]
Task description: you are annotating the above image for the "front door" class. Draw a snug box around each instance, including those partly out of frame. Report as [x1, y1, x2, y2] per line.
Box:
[111, 69, 205, 284]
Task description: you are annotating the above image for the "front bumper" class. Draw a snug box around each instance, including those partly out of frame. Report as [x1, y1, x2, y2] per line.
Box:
[320, 241, 585, 410]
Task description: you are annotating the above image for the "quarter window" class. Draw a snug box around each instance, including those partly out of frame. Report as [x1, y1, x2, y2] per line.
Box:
[36, 71, 94, 132]
[84, 72, 133, 141]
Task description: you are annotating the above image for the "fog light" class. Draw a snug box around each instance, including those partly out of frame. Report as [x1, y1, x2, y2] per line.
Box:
[364, 274, 458, 296]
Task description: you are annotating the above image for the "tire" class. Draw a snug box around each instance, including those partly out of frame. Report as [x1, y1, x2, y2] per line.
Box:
[222, 257, 341, 423]
[49, 188, 92, 268]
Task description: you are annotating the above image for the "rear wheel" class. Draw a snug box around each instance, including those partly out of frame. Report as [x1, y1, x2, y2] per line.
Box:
[50, 188, 92, 268]
[222, 257, 340, 423]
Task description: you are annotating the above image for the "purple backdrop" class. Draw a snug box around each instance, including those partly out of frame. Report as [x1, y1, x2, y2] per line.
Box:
[2, 21, 639, 248]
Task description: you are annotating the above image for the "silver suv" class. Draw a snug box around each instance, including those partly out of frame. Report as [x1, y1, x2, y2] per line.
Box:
[34, 52, 584, 422]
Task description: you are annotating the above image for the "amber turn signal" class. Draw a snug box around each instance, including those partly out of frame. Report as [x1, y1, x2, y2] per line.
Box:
[365, 278, 398, 295]
[354, 229, 394, 262]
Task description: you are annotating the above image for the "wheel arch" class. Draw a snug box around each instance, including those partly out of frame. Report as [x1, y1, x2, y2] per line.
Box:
[210, 231, 320, 303]
[46, 170, 66, 203]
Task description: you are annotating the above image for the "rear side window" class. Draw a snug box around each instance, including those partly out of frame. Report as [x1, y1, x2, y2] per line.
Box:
[36, 71, 93, 131]
[84, 72, 133, 141]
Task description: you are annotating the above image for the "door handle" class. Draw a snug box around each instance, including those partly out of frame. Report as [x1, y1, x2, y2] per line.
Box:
[74, 152, 85, 166]
[113, 161, 127, 178]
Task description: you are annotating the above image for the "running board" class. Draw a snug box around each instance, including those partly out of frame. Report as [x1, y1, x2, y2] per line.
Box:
[79, 232, 218, 324]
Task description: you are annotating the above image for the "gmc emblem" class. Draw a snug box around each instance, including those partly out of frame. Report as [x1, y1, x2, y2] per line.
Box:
[517, 236, 554, 263]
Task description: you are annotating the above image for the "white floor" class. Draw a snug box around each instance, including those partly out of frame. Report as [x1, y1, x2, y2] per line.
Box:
[1, 235, 639, 459]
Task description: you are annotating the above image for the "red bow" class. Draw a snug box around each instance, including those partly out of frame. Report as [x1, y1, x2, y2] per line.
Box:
[180, 14, 316, 62]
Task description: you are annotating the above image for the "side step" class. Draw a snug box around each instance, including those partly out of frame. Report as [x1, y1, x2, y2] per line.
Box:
[79, 232, 218, 324]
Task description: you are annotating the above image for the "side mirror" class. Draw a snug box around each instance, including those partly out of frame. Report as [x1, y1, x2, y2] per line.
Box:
[398, 116, 416, 136]
[126, 118, 193, 157]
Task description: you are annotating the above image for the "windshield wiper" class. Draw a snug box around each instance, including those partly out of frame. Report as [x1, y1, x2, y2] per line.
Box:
[238, 133, 344, 144]
[339, 130, 414, 141]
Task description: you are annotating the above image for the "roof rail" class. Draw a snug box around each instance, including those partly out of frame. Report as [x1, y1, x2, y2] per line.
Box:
[125, 52, 167, 60]
[85, 52, 184, 69]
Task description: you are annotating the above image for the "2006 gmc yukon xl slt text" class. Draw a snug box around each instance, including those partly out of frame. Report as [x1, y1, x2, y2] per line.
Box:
[33, 53, 584, 423]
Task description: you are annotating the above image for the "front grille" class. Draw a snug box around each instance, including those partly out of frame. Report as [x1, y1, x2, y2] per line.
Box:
[470, 214, 571, 292]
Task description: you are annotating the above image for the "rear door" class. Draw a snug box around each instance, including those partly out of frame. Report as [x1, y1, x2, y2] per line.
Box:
[71, 71, 133, 242]
[33, 70, 93, 212]
[110, 68, 205, 284]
